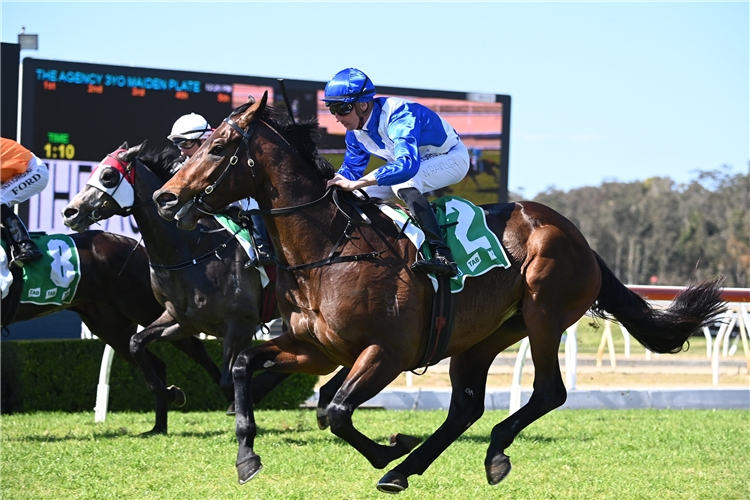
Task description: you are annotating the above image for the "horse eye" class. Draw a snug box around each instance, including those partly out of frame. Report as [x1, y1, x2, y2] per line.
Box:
[209, 144, 225, 156]
[100, 168, 120, 188]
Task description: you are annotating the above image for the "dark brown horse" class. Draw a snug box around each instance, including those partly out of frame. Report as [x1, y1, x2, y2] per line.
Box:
[61, 144, 296, 427]
[153, 93, 726, 492]
[1, 229, 224, 433]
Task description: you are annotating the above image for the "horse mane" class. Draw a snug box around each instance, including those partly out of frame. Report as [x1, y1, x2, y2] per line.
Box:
[229, 102, 335, 180]
[137, 147, 184, 184]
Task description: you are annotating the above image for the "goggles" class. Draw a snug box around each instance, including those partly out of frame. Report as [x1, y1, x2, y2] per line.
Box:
[327, 101, 355, 117]
[173, 138, 200, 150]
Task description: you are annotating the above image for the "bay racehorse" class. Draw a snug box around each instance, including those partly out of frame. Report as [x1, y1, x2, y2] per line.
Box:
[153, 93, 726, 492]
[1, 228, 224, 433]
[62, 144, 293, 430]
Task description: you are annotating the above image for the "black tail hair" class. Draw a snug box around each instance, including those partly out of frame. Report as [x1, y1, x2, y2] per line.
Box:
[590, 252, 726, 354]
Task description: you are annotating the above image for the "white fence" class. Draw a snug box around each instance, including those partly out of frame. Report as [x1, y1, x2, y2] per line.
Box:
[89, 289, 749, 421]
[509, 297, 750, 414]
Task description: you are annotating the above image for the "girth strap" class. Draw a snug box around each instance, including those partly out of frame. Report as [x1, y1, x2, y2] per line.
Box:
[413, 274, 457, 370]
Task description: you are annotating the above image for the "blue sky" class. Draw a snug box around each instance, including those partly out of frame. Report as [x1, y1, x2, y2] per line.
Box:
[2, 1, 748, 198]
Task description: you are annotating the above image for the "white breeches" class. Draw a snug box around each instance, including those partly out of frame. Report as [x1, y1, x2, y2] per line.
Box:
[364, 141, 470, 200]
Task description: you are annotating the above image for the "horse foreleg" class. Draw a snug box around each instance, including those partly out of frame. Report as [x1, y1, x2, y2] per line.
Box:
[315, 367, 351, 429]
[378, 323, 527, 493]
[75, 305, 172, 434]
[232, 334, 338, 484]
[130, 311, 190, 407]
[326, 345, 420, 470]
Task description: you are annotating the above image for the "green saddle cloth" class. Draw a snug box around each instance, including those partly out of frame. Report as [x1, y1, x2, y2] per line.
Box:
[381, 195, 511, 293]
[1, 233, 82, 306]
[212, 215, 270, 288]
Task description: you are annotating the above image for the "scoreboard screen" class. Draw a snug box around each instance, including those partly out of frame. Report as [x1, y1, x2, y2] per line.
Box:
[19, 58, 510, 237]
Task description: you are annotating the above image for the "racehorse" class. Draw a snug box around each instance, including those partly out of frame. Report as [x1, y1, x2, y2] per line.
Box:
[62, 144, 290, 426]
[153, 93, 726, 492]
[1, 228, 223, 433]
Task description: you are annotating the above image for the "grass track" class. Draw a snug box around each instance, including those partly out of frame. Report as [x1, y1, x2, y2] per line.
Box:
[2, 409, 748, 499]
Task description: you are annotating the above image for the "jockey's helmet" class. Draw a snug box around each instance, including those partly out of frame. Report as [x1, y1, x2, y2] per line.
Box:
[322, 68, 376, 104]
[167, 113, 213, 142]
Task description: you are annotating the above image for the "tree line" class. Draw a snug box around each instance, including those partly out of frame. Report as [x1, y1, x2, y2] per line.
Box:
[521, 168, 750, 288]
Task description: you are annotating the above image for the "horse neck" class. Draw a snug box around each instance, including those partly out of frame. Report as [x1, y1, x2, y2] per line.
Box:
[131, 164, 217, 265]
[254, 145, 342, 268]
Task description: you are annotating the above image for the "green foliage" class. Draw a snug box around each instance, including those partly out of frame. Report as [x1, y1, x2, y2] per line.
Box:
[533, 170, 750, 287]
[2, 410, 748, 499]
[0, 339, 317, 414]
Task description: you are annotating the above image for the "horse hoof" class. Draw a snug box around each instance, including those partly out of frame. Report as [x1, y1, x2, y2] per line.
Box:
[377, 471, 408, 494]
[316, 407, 330, 430]
[237, 456, 263, 485]
[168, 385, 186, 407]
[389, 433, 422, 453]
[485, 453, 512, 485]
[226, 402, 236, 416]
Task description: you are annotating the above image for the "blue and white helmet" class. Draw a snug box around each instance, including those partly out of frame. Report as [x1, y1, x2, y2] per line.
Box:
[322, 68, 376, 103]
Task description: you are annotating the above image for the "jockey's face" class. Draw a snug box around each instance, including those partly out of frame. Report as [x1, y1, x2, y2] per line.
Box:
[334, 102, 369, 131]
[178, 140, 201, 158]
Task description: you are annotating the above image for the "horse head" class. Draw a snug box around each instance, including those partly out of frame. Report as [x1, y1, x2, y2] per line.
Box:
[154, 92, 270, 230]
[62, 141, 147, 232]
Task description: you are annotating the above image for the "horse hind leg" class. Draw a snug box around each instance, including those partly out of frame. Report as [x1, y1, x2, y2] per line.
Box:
[484, 315, 569, 485]
[378, 320, 527, 493]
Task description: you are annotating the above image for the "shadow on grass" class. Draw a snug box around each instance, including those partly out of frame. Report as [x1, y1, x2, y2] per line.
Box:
[6, 429, 131, 442]
[165, 430, 227, 439]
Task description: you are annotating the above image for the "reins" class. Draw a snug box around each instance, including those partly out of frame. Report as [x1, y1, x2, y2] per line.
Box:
[148, 227, 240, 271]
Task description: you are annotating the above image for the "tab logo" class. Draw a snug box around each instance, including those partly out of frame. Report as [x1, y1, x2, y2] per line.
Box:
[28, 288, 41, 298]
[467, 252, 482, 272]
[46, 289, 58, 299]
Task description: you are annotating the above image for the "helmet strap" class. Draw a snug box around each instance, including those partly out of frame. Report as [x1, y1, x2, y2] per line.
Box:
[355, 101, 369, 130]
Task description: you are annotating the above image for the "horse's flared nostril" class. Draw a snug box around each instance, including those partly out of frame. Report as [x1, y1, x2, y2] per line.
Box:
[154, 190, 178, 209]
[62, 207, 78, 219]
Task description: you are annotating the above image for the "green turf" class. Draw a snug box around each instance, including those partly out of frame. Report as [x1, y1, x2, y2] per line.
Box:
[2, 409, 747, 499]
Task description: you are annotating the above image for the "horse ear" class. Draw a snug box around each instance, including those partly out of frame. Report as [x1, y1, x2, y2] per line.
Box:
[238, 90, 268, 127]
[118, 141, 129, 150]
[122, 140, 147, 162]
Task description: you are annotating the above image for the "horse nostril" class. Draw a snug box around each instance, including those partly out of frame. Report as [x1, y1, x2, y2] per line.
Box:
[154, 190, 178, 208]
[62, 207, 78, 218]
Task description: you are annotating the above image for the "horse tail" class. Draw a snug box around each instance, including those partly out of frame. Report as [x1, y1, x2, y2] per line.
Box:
[589, 252, 726, 354]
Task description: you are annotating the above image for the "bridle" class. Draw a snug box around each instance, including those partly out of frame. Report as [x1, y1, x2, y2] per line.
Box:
[188, 112, 406, 271]
[190, 117, 258, 216]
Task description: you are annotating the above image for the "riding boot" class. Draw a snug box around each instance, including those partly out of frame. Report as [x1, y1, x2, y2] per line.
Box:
[398, 188, 458, 278]
[1, 204, 43, 265]
[245, 214, 276, 269]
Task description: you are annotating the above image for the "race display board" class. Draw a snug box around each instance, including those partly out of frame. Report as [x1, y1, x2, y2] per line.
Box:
[18, 58, 510, 236]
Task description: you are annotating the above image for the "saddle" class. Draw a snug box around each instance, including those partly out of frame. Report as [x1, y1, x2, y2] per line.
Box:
[1, 225, 25, 329]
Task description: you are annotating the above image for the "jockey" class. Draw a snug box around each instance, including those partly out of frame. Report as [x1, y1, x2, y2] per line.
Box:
[168, 113, 275, 267]
[1, 138, 50, 265]
[323, 68, 470, 277]
[167, 112, 214, 160]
